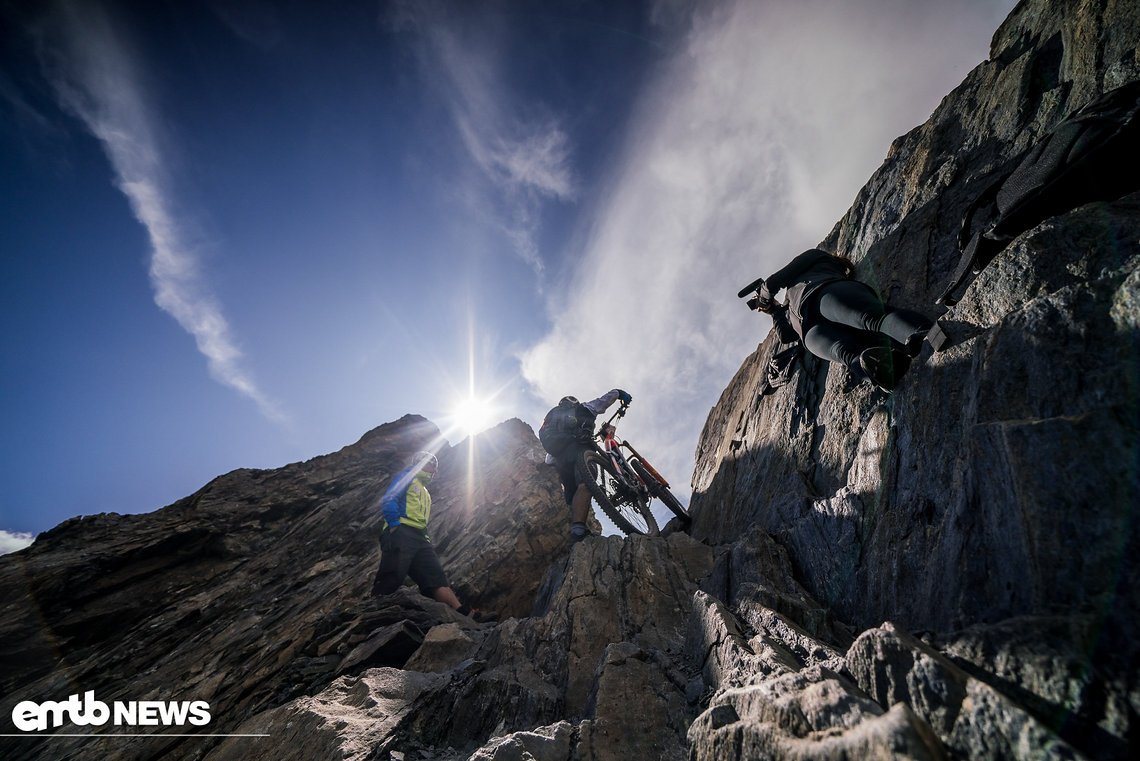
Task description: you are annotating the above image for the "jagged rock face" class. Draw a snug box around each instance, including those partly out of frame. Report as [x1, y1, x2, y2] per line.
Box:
[422, 418, 586, 618]
[689, 0, 1139, 752]
[0, 423, 1118, 761]
[0, 416, 570, 760]
[685, 596, 1089, 761]
[200, 533, 716, 761]
[203, 526, 1103, 760]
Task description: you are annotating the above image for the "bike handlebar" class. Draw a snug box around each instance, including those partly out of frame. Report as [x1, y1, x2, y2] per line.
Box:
[597, 401, 630, 438]
[737, 275, 766, 298]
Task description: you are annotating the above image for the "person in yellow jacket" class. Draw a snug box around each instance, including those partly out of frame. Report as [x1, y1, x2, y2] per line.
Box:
[371, 451, 493, 621]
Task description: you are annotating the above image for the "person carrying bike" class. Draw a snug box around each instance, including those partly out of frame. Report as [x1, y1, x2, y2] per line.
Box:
[372, 451, 495, 622]
[539, 389, 632, 542]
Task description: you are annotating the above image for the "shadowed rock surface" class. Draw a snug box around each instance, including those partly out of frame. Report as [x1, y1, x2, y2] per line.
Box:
[2, 0, 1137, 759]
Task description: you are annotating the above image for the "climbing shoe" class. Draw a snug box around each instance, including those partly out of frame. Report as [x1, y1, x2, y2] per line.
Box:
[858, 346, 912, 392]
[570, 522, 591, 544]
[457, 605, 498, 623]
[904, 328, 930, 358]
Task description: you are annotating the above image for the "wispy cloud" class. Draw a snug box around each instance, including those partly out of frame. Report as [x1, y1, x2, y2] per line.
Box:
[0, 530, 35, 555]
[0, 68, 62, 141]
[389, 0, 577, 276]
[40, 2, 284, 423]
[206, 0, 284, 51]
[520, 0, 1015, 504]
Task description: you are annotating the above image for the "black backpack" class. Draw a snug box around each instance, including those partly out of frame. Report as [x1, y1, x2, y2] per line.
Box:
[538, 400, 593, 455]
[760, 304, 803, 395]
[938, 79, 1140, 305]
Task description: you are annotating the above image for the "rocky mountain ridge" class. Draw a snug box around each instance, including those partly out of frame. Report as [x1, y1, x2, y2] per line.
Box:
[2, 0, 1138, 758]
[1, 416, 576, 760]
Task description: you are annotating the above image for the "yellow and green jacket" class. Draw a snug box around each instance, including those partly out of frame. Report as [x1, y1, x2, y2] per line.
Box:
[380, 466, 433, 530]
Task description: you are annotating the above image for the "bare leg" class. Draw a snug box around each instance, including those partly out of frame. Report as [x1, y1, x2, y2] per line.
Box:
[432, 586, 462, 609]
[571, 483, 592, 524]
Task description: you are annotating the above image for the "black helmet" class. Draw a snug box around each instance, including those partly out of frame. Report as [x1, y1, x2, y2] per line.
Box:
[559, 396, 579, 406]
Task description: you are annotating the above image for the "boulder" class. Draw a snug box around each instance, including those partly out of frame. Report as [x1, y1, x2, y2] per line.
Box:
[205, 669, 451, 761]
[403, 623, 479, 673]
[688, 668, 945, 761]
[847, 624, 1084, 760]
[468, 722, 575, 761]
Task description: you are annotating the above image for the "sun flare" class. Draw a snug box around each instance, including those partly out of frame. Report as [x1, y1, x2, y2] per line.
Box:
[451, 396, 496, 437]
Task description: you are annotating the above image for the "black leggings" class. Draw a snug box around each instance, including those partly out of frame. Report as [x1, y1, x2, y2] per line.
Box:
[802, 280, 931, 367]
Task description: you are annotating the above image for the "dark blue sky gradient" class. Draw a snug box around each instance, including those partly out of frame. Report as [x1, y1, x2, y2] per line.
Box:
[1, 0, 663, 536]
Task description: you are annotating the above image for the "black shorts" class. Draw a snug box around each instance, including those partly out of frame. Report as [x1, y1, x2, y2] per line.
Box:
[552, 442, 591, 504]
[372, 524, 450, 596]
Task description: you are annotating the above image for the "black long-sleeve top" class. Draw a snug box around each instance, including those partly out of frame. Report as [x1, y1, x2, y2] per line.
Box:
[765, 248, 853, 337]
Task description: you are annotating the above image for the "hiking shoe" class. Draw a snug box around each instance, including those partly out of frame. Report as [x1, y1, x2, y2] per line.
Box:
[570, 522, 591, 544]
[843, 363, 867, 393]
[904, 329, 930, 358]
[858, 346, 912, 392]
[457, 605, 497, 623]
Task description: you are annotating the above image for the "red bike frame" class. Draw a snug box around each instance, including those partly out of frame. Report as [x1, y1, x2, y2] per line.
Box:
[598, 410, 671, 490]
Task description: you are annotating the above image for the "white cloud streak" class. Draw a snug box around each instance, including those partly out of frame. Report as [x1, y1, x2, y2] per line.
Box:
[0, 530, 35, 555]
[521, 0, 1015, 505]
[42, 2, 284, 423]
[391, 0, 577, 275]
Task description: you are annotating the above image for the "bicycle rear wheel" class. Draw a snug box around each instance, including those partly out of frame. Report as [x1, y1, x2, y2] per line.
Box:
[577, 450, 659, 536]
[632, 460, 689, 522]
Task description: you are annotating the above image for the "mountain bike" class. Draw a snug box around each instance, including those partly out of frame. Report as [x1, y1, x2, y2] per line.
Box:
[575, 402, 689, 536]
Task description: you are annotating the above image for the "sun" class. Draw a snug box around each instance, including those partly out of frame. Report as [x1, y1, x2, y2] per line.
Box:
[451, 396, 496, 437]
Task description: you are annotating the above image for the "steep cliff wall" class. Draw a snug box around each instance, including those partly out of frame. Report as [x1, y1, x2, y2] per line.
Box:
[692, 0, 1138, 658]
[688, 0, 1139, 754]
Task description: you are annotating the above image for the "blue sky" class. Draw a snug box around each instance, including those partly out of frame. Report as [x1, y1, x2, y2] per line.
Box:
[0, 0, 1015, 551]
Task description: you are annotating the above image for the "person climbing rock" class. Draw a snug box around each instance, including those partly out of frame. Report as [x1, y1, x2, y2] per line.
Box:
[742, 249, 934, 392]
[538, 389, 632, 542]
[371, 451, 495, 622]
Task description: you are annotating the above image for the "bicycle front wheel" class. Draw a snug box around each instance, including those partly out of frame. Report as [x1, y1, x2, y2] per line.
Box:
[577, 450, 659, 536]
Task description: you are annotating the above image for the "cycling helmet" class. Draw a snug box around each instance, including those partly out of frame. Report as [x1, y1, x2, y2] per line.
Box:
[413, 451, 439, 472]
[559, 396, 579, 405]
